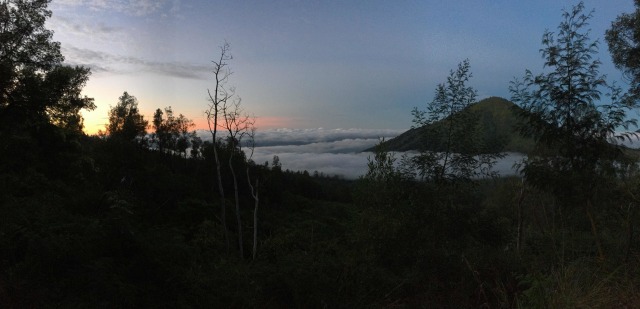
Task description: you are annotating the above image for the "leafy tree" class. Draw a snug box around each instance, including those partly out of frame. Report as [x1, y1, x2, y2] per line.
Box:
[606, 0, 640, 98]
[0, 0, 62, 107]
[152, 108, 171, 152]
[42, 66, 95, 132]
[0, 0, 94, 134]
[174, 113, 194, 157]
[190, 132, 203, 159]
[107, 91, 148, 142]
[152, 106, 194, 156]
[510, 2, 637, 259]
[409, 59, 502, 182]
[0, 0, 95, 180]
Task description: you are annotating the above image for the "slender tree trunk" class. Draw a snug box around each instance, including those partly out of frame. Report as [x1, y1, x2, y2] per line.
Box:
[516, 179, 526, 253]
[586, 198, 604, 260]
[212, 141, 229, 253]
[247, 170, 259, 260]
[229, 153, 243, 258]
[626, 216, 633, 262]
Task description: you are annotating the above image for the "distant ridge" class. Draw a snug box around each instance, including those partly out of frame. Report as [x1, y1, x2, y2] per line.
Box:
[367, 97, 534, 153]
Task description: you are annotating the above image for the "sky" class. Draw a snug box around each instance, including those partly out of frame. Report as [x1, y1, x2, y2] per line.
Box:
[46, 0, 638, 136]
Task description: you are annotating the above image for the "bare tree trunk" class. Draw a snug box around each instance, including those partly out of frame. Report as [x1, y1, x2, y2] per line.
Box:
[245, 127, 260, 260]
[229, 151, 243, 258]
[586, 198, 605, 261]
[516, 179, 526, 253]
[247, 170, 259, 260]
[252, 191, 259, 260]
[213, 141, 229, 252]
[206, 42, 234, 254]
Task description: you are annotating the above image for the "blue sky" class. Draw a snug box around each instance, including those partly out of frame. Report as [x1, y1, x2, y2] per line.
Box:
[47, 0, 636, 134]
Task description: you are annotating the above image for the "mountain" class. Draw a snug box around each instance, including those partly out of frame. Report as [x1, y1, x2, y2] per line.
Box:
[368, 97, 534, 153]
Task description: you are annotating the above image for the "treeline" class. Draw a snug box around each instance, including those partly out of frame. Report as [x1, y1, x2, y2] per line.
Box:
[4, 0, 640, 308]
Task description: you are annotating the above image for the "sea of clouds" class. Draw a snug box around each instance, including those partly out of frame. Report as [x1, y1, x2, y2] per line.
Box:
[197, 128, 532, 179]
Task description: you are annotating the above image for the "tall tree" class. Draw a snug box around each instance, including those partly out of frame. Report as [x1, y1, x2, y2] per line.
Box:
[152, 108, 170, 153]
[0, 0, 94, 133]
[0, 0, 62, 107]
[409, 59, 501, 182]
[174, 113, 194, 157]
[107, 91, 148, 142]
[510, 2, 637, 259]
[206, 41, 234, 252]
[0, 0, 95, 177]
[244, 126, 261, 260]
[152, 106, 194, 156]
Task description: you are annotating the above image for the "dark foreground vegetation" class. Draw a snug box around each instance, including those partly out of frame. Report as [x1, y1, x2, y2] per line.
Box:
[4, 0, 640, 307]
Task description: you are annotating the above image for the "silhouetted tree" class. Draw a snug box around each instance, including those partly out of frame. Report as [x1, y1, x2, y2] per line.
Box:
[152, 106, 194, 157]
[409, 59, 502, 182]
[152, 108, 171, 152]
[510, 2, 638, 259]
[0, 0, 95, 134]
[222, 98, 254, 258]
[190, 133, 203, 159]
[107, 91, 148, 142]
[206, 41, 234, 252]
[0, 0, 95, 178]
[1, 0, 62, 109]
[174, 113, 194, 157]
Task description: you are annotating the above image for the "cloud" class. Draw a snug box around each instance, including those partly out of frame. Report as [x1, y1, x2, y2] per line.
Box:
[249, 149, 524, 180]
[252, 151, 372, 179]
[54, 0, 172, 17]
[197, 128, 398, 178]
[61, 46, 210, 79]
[252, 138, 381, 154]
[49, 15, 121, 39]
[252, 128, 403, 147]
[196, 127, 522, 179]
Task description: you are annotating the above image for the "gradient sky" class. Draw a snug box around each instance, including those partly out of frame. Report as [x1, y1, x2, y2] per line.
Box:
[47, 0, 637, 135]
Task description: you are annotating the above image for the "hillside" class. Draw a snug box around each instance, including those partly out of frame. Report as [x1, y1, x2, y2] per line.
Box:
[369, 97, 534, 153]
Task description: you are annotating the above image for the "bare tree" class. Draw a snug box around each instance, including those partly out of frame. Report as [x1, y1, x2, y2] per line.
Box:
[245, 126, 260, 260]
[222, 98, 254, 258]
[205, 42, 234, 253]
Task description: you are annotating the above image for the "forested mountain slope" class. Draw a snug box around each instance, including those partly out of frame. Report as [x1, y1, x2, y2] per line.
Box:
[369, 97, 534, 154]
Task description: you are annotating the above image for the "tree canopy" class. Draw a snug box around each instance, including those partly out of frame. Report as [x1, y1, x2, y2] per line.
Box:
[107, 91, 148, 142]
[606, 0, 640, 98]
[0, 0, 94, 134]
[511, 2, 637, 188]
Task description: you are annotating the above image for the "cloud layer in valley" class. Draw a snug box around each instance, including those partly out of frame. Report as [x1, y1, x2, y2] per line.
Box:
[197, 128, 400, 179]
[198, 128, 525, 179]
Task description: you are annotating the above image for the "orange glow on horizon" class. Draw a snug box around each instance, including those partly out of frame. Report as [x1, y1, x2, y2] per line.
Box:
[83, 115, 302, 136]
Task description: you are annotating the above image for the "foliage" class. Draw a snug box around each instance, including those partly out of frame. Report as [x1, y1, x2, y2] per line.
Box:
[0, 0, 94, 133]
[511, 2, 636, 188]
[606, 0, 640, 98]
[509, 0, 640, 263]
[151, 106, 196, 156]
[107, 91, 148, 142]
[408, 59, 503, 182]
